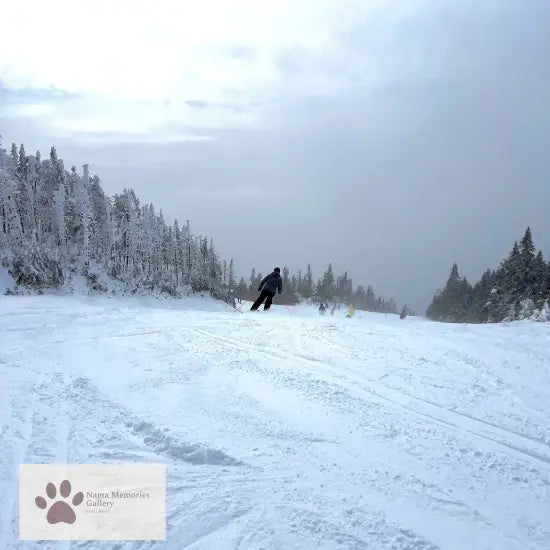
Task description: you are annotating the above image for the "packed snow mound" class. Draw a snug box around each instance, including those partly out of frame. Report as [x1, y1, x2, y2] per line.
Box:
[519, 298, 550, 322]
[1, 296, 549, 549]
[530, 301, 550, 321]
[0, 265, 15, 294]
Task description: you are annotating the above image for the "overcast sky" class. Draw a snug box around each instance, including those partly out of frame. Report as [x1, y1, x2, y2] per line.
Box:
[1, 0, 549, 313]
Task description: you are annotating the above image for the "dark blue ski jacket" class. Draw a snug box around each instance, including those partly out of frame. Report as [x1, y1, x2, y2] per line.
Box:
[259, 272, 282, 294]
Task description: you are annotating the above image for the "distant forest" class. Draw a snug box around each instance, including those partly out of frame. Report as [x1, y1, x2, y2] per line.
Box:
[0, 141, 399, 314]
[234, 265, 401, 314]
[427, 227, 550, 323]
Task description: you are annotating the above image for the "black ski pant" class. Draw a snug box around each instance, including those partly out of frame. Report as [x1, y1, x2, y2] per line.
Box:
[251, 290, 275, 310]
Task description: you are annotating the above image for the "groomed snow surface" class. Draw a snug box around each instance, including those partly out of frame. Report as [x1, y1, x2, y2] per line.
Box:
[1, 295, 549, 549]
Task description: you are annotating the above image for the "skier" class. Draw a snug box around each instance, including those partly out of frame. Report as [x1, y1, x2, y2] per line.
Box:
[250, 267, 282, 311]
[346, 304, 355, 318]
[319, 303, 326, 315]
[400, 305, 407, 320]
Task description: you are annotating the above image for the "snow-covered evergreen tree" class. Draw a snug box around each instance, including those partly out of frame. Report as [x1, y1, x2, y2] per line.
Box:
[301, 264, 314, 299]
[234, 277, 248, 302]
[0, 142, 234, 302]
[426, 264, 473, 322]
[428, 228, 549, 323]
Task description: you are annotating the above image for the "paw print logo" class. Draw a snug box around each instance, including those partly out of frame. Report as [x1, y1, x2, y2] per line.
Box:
[35, 480, 84, 524]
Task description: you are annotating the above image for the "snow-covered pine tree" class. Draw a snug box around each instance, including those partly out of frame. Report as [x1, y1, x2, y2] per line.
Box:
[87, 175, 112, 268]
[249, 268, 256, 294]
[282, 266, 290, 294]
[173, 220, 182, 285]
[532, 250, 546, 307]
[366, 285, 376, 310]
[227, 259, 235, 304]
[518, 227, 536, 301]
[302, 264, 313, 299]
[466, 269, 495, 323]
[426, 264, 472, 322]
[277, 266, 299, 304]
[429, 228, 549, 323]
[0, 143, 233, 299]
[354, 285, 366, 308]
[1, 157, 23, 246]
[235, 277, 248, 302]
[491, 242, 522, 321]
[15, 144, 34, 240]
[318, 263, 335, 303]
[291, 274, 298, 297]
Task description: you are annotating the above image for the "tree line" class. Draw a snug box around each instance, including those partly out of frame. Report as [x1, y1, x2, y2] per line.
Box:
[0, 141, 235, 301]
[427, 227, 550, 323]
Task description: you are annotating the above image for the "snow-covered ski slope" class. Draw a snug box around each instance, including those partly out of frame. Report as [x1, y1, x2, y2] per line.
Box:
[1, 296, 550, 549]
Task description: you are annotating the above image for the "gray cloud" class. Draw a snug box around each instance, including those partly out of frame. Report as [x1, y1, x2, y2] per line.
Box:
[225, 44, 257, 61]
[185, 100, 209, 109]
[0, 81, 78, 103]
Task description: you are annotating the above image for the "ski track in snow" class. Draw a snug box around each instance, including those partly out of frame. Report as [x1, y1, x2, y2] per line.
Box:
[1, 296, 550, 549]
